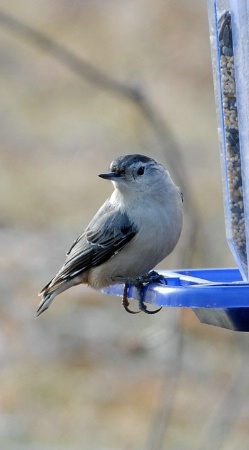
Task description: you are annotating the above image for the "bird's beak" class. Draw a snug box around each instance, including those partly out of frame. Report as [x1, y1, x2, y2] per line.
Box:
[98, 172, 122, 181]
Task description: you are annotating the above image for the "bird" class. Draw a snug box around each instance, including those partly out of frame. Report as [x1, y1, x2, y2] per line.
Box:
[37, 154, 183, 317]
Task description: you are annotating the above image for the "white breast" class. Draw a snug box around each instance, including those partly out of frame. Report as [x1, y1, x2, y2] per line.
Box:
[88, 186, 183, 289]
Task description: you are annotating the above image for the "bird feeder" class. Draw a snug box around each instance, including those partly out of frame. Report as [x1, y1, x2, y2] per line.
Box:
[209, 0, 249, 280]
[104, 0, 249, 332]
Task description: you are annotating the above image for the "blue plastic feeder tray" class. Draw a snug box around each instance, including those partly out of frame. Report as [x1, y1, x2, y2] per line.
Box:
[104, 268, 249, 331]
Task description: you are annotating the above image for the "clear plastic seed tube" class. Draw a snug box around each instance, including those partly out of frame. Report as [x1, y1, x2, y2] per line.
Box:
[208, 0, 249, 280]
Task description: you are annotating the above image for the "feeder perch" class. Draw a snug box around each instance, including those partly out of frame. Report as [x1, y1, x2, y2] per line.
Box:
[104, 0, 249, 332]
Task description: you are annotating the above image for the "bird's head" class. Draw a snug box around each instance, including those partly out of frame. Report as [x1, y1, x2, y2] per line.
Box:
[99, 154, 171, 195]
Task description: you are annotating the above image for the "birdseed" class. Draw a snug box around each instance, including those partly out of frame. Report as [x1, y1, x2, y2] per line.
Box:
[218, 11, 247, 270]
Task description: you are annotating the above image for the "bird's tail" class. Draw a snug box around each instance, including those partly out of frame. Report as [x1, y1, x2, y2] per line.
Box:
[36, 278, 76, 317]
[36, 290, 56, 317]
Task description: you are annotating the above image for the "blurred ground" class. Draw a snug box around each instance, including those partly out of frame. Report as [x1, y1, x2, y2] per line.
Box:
[1, 1, 249, 449]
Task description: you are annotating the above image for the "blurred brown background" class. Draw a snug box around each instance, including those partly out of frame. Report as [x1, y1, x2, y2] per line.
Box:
[1, 1, 249, 449]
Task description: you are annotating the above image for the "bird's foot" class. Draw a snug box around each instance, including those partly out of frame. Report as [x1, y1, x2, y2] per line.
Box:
[136, 270, 166, 285]
[122, 271, 166, 314]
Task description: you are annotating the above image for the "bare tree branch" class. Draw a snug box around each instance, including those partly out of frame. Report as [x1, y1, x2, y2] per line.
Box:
[0, 9, 199, 268]
[0, 11, 182, 175]
[0, 11, 200, 450]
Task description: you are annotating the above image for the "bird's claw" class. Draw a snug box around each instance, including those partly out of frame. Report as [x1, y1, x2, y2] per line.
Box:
[122, 271, 166, 314]
[122, 283, 140, 314]
[138, 298, 162, 314]
[136, 281, 162, 314]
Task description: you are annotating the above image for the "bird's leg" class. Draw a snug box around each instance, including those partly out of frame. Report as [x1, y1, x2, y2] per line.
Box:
[134, 281, 162, 315]
[137, 271, 166, 314]
[122, 282, 140, 314]
[122, 271, 166, 315]
[134, 270, 167, 314]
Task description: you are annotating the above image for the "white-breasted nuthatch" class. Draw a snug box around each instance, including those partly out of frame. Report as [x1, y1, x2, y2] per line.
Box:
[37, 154, 183, 316]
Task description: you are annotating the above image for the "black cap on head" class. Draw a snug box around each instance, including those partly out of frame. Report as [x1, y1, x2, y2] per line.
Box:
[110, 154, 155, 172]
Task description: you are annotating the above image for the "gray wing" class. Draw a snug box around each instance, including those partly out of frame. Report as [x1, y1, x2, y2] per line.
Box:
[47, 200, 137, 286]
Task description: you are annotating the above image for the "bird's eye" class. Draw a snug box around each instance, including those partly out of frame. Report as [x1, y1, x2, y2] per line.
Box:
[119, 168, 125, 176]
[137, 166, 144, 176]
